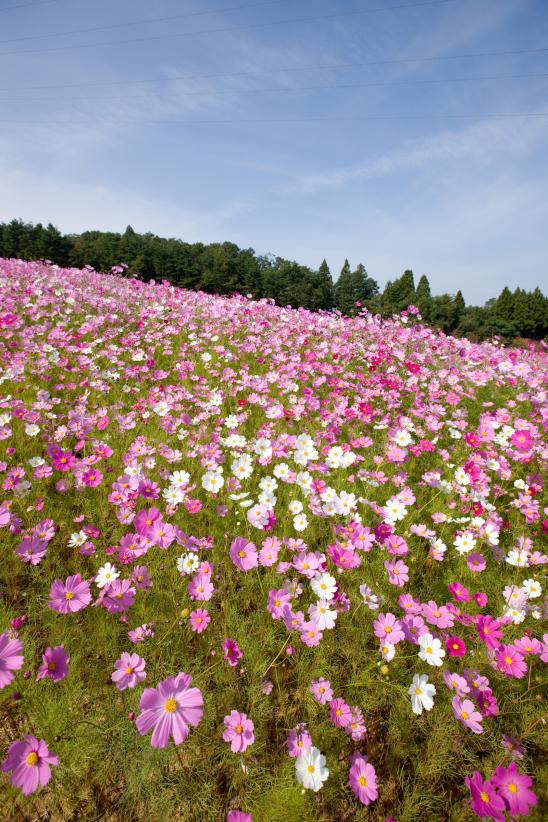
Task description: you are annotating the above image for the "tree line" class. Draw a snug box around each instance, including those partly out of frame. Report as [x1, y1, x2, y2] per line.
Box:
[0, 219, 546, 340]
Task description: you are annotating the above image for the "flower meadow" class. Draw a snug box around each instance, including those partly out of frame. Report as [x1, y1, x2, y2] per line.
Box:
[0, 257, 546, 821]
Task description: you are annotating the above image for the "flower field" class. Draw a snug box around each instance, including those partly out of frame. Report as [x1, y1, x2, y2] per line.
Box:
[0, 257, 546, 821]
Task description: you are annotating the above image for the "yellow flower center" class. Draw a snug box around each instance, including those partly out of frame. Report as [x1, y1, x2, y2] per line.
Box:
[239, 550, 246, 558]
[415, 687, 422, 695]
[306, 765, 315, 774]
[164, 698, 177, 713]
[48, 661, 56, 671]
[505, 656, 512, 665]
[65, 591, 74, 600]
[480, 791, 489, 803]
[461, 711, 469, 720]
[235, 725, 243, 734]
[125, 666, 133, 674]
[358, 776, 367, 787]
[26, 752, 38, 766]
[509, 783, 517, 794]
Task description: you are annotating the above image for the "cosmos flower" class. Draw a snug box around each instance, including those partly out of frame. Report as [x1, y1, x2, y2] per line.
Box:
[36, 645, 69, 683]
[48, 574, 92, 614]
[136, 672, 203, 748]
[0, 631, 24, 689]
[111, 652, 146, 690]
[295, 746, 329, 792]
[222, 710, 254, 753]
[2, 736, 58, 795]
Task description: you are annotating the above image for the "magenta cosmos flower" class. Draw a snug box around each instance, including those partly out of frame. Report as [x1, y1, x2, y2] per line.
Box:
[348, 752, 378, 806]
[229, 537, 258, 572]
[111, 652, 146, 690]
[36, 645, 69, 683]
[0, 632, 24, 689]
[491, 762, 537, 816]
[2, 736, 58, 795]
[445, 636, 467, 657]
[48, 573, 91, 614]
[222, 710, 254, 753]
[329, 698, 352, 728]
[136, 672, 203, 748]
[464, 771, 505, 821]
[223, 637, 243, 667]
[101, 579, 136, 614]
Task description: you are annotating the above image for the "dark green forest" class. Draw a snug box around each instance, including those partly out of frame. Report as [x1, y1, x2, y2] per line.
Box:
[1, 219, 546, 340]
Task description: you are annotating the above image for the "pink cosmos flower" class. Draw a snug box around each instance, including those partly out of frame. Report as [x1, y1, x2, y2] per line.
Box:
[267, 588, 292, 620]
[422, 601, 454, 629]
[0, 631, 24, 689]
[111, 652, 146, 690]
[511, 429, 532, 451]
[373, 613, 404, 645]
[310, 677, 333, 705]
[134, 507, 162, 537]
[188, 573, 215, 601]
[189, 609, 210, 634]
[2, 736, 58, 795]
[347, 706, 367, 741]
[223, 638, 243, 667]
[131, 565, 152, 590]
[300, 620, 323, 647]
[495, 644, 527, 678]
[136, 672, 203, 748]
[101, 579, 136, 614]
[452, 696, 483, 734]
[384, 559, 409, 586]
[229, 537, 259, 572]
[259, 537, 280, 567]
[287, 724, 312, 757]
[226, 811, 252, 822]
[445, 636, 467, 657]
[443, 671, 470, 696]
[329, 698, 351, 728]
[491, 762, 537, 816]
[222, 710, 254, 753]
[16, 536, 47, 565]
[48, 574, 91, 614]
[348, 753, 378, 806]
[467, 553, 486, 572]
[36, 645, 69, 683]
[464, 771, 505, 821]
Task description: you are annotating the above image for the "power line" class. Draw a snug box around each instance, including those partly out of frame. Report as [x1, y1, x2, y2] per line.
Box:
[1, 46, 547, 92]
[1, 71, 547, 103]
[0, 0, 460, 56]
[0, 111, 547, 126]
[0, 0, 60, 11]
[0, 0, 293, 42]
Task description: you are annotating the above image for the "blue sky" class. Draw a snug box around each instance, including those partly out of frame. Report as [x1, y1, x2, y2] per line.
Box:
[0, 0, 547, 303]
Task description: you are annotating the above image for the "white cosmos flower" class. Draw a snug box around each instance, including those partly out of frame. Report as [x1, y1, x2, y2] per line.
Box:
[168, 470, 190, 488]
[308, 600, 337, 630]
[68, 530, 87, 548]
[96, 562, 120, 589]
[453, 532, 477, 555]
[522, 578, 541, 598]
[232, 455, 253, 479]
[295, 746, 329, 792]
[408, 674, 436, 715]
[288, 500, 304, 515]
[418, 633, 446, 667]
[310, 573, 337, 601]
[273, 462, 290, 479]
[25, 424, 40, 436]
[293, 513, 308, 532]
[176, 553, 200, 575]
[201, 470, 224, 494]
[506, 549, 529, 567]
